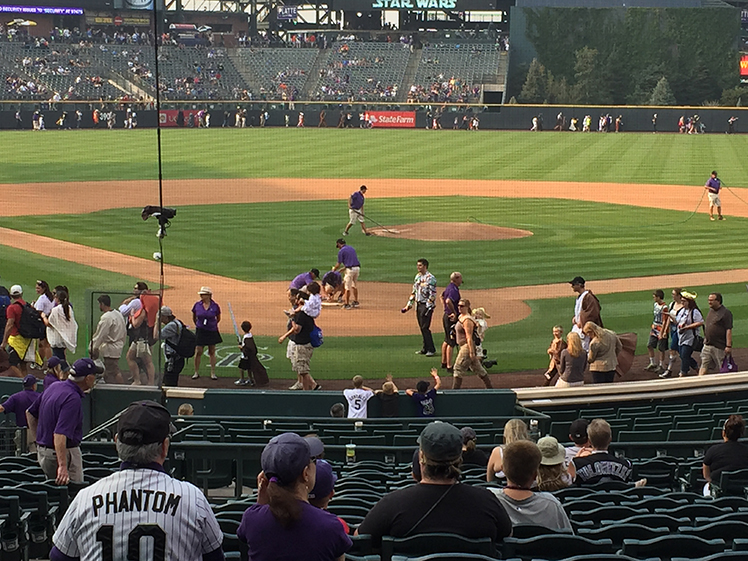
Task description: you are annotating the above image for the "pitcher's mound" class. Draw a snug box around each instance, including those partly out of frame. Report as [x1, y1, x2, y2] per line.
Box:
[369, 221, 533, 241]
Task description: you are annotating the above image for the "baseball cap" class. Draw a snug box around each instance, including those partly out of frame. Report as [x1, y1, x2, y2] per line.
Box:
[537, 435, 565, 466]
[22, 375, 37, 387]
[261, 432, 314, 486]
[309, 459, 337, 499]
[69, 358, 104, 379]
[9, 285, 22, 296]
[46, 356, 61, 370]
[569, 276, 585, 286]
[681, 290, 698, 300]
[305, 435, 325, 458]
[569, 418, 590, 441]
[418, 421, 463, 463]
[160, 305, 173, 317]
[117, 400, 173, 446]
[460, 426, 477, 444]
[336, 238, 345, 245]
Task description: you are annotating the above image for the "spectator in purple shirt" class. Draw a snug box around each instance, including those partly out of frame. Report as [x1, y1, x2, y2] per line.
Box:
[289, 269, 320, 292]
[440, 272, 463, 373]
[43, 355, 65, 389]
[192, 286, 223, 381]
[332, 239, 361, 310]
[238, 433, 351, 560]
[0, 374, 39, 428]
[27, 358, 102, 485]
[704, 171, 724, 221]
[343, 185, 370, 236]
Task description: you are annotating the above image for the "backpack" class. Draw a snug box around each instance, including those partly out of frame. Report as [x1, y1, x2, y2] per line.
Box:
[310, 324, 324, 348]
[450, 317, 482, 349]
[14, 302, 46, 339]
[165, 320, 197, 359]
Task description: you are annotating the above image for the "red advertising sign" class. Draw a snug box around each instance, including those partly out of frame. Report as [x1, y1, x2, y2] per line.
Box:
[368, 111, 416, 128]
[158, 109, 202, 127]
[741, 55, 748, 77]
[113, 15, 123, 26]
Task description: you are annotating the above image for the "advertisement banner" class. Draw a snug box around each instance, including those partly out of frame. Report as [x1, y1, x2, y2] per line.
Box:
[277, 5, 298, 20]
[159, 109, 202, 127]
[741, 55, 748, 77]
[330, 0, 495, 10]
[368, 111, 415, 128]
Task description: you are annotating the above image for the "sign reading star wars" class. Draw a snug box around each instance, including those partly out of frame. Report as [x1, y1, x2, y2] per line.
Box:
[331, 0, 495, 10]
[373, 0, 456, 8]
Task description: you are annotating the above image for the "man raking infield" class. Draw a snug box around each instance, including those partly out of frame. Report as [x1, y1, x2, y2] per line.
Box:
[343, 185, 371, 236]
[705, 171, 724, 221]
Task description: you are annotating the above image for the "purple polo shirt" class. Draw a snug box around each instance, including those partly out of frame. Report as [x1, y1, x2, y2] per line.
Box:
[337, 245, 360, 268]
[443, 282, 461, 314]
[192, 300, 221, 332]
[323, 270, 342, 287]
[1, 388, 40, 428]
[350, 190, 365, 210]
[27, 379, 84, 448]
[706, 177, 721, 192]
[290, 272, 314, 290]
[43, 373, 60, 390]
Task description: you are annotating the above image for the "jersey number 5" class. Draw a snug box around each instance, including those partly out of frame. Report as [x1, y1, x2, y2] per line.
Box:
[96, 524, 166, 561]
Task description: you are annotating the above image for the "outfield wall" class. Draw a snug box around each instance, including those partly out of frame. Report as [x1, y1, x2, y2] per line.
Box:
[2, 106, 746, 132]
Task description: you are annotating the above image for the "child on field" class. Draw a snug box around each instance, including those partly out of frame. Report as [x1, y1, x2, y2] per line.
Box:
[543, 325, 567, 386]
[236, 320, 267, 386]
[405, 368, 442, 417]
[343, 375, 374, 418]
[291, 283, 322, 318]
[473, 307, 496, 369]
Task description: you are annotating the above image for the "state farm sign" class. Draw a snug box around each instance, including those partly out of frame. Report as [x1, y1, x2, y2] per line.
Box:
[368, 111, 416, 128]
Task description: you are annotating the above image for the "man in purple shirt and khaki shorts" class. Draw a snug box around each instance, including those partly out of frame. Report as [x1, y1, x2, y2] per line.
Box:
[27, 358, 102, 485]
[705, 171, 724, 221]
[343, 185, 371, 236]
[332, 239, 361, 310]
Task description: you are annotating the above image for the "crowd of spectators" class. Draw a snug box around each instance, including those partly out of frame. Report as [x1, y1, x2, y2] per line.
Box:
[407, 76, 480, 103]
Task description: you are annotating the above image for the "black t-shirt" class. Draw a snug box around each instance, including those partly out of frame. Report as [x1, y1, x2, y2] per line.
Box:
[703, 440, 748, 482]
[357, 483, 512, 547]
[462, 448, 489, 467]
[376, 392, 399, 418]
[290, 311, 314, 345]
[572, 451, 633, 486]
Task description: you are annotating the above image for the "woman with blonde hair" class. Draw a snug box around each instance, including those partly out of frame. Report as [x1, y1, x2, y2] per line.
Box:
[583, 321, 621, 384]
[487, 418, 529, 481]
[556, 332, 587, 388]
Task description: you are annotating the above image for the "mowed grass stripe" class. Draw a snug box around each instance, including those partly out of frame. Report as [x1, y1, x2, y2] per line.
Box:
[2, 129, 748, 185]
[3, 197, 747, 289]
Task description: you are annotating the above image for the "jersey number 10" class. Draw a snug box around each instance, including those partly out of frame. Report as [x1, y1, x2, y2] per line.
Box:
[96, 523, 166, 561]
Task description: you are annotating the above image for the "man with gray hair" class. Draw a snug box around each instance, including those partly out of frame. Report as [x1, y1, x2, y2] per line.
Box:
[50, 400, 225, 561]
[27, 358, 102, 484]
[357, 421, 512, 547]
[440, 272, 462, 373]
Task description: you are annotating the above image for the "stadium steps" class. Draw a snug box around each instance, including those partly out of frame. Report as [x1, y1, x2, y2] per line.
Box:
[226, 48, 265, 96]
[397, 47, 422, 102]
[300, 48, 328, 99]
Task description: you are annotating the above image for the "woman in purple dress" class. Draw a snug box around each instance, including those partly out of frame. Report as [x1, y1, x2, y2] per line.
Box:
[192, 286, 222, 380]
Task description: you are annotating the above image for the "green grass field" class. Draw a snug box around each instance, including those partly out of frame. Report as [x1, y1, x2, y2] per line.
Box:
[4, 128, 748, 380]
[3, 128, 748, 185]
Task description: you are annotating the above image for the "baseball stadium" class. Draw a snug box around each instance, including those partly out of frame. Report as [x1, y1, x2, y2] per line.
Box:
[2, 0, 748, 558]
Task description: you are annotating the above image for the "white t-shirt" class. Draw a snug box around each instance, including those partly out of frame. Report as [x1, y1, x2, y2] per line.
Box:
[34, 293, 54, 316]
[344, 388, 374, 419]
[302, 294, 322, 318]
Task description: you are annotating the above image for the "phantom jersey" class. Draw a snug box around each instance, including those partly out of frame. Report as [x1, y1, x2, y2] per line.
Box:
[52, 466, 223, 561]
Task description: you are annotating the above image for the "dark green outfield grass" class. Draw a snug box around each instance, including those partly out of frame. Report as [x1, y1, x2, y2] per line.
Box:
[3, 128, 748, 185]
[5, 198, 748, 289]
